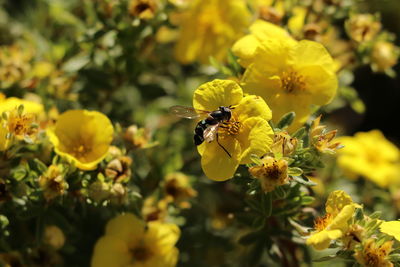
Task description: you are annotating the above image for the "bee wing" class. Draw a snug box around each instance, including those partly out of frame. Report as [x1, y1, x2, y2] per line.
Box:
[203, 124, 218, 143]
[169, 105, 210, 119]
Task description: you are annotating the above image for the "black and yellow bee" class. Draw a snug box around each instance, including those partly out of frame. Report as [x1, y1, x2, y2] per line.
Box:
[169, 105, 233, 157]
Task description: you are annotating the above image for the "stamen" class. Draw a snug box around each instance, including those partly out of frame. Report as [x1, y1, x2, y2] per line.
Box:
[280, 70, 306, 93]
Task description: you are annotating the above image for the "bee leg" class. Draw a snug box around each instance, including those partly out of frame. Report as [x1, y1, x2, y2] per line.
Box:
[216, 132, 232, 158]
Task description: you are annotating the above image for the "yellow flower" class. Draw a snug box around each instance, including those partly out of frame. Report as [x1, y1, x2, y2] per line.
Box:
[380, 221, 400, 241]
[241, 38, 338, 130]
[0, 97, 44, 150]
[336, 130, 400, 188]
[371, 41, 399, 72]
[193, 79, 274, 181]
[232, 19, 294, 68]
[91, 213, 180, 267]
[249, 156, 289, 192]
[354, 239, 394, 267]
[174, 0, 251, 64]
[307, 190, 357, 250]
[48, 110, 114, 170]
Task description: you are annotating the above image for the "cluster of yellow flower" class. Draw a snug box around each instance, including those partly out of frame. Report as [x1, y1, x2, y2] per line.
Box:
[307, 190, 400, 266]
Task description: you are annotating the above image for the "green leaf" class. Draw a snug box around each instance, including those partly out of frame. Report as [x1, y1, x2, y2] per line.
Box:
[292, 127, 307, 139]
[292, 175, 317, 186]
[262, 192, 272, 217]
[276, 112, 295, 129]
[12, 167, 27, 181]
[288, 167, 303, 176]
[62, 54, 89, 72]
[239, 231, 263, 245]
[301, 196, 315, 205]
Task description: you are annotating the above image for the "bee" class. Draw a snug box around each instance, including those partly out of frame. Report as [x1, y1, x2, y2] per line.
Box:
[169, 105, 233, 157]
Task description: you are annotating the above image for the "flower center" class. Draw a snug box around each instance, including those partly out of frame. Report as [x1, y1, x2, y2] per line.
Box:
[219, 118, 241, 137]
[314, 213, 333, 232]
[70, 144, 92, 160]
[131, 245, 153, 262]
[280, 70, 306, 93]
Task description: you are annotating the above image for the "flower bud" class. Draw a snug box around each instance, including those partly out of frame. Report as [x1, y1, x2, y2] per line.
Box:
[44, 225, 65, 250]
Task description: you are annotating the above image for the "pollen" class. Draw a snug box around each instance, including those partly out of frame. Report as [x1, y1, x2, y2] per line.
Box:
[131, 245, 153, 262]
[70, 143, 92, 160]
[314, 213, 333, 232]
[219, 118, 241, 137]
[280, 70, 306, 93]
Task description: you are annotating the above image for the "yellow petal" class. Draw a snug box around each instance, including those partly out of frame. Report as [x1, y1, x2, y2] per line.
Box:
[193, 79, 243, 112]
[200, 137, 241, 181]
[105, 213, 145, 244]
[380, 221, 400, 241]
[306, 229, 342, 250]
[297, 65, 338, 105]
[236, 117, 274, 164]
[0, 124, 10, 151]
[232, 35, 261, 68]
[232, 20, 293, 67]
[91, 236, 131, 267]
[325, 190, 354, 215]
[234, 95, 272, 122]
[0, 97, 44, 115]
[327, 204, 355, 231]
[291, 40, 337, 72]
[147, 222, 181, 253]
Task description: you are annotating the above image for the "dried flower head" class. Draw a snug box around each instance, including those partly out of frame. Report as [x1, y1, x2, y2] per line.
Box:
[39, 165, 68, 201]
[249, 156, 289, 192]
[105, 156, 133, 183]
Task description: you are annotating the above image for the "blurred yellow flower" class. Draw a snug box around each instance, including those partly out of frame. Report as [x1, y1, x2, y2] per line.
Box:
[380, 221, 400, 241]
[43, 225, 65, 250]
[0, 44, 33, 88]
[307, 190, 357, 250]
[337, 130, 400, 188]
[193, 79, 274, 181]
[354, 239, 394, 267]
[371, 41, 399, 72]
[346, 14, 381, 43]
[91, 213, 180, 267]
[48, 110, 114, 170]
[174, 0, 251, 64]
[129, 0, 158, 19]
[241, 38, 338, 130]
[163, 172, 197, 208]
[232, 19, 294, 68]
[33, 61, 55, 78]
